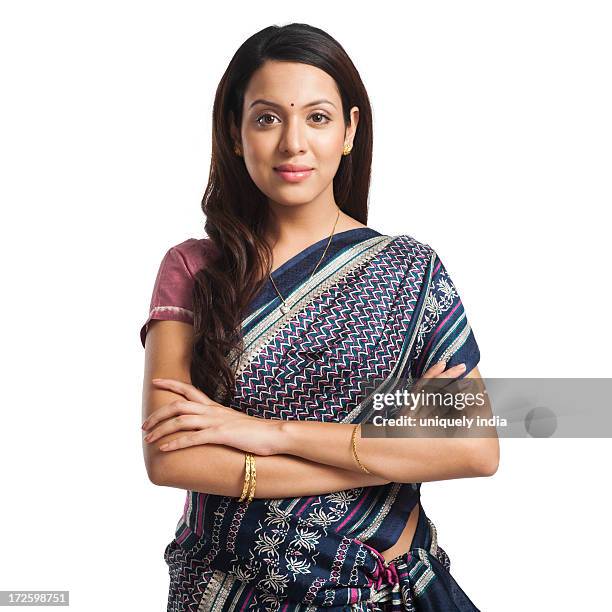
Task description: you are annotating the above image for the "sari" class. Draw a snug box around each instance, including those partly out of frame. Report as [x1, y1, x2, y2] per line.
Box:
[148, 227, 482, 611]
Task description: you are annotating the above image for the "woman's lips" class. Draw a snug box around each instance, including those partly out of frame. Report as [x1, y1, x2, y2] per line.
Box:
[274, 168, 315, 183]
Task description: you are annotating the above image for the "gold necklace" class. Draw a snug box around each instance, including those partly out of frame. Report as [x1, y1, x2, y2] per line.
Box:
[268, 207, 341, 315]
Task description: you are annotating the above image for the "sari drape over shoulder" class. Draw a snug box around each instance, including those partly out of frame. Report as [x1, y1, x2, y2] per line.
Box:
[142, 228, 482, 611]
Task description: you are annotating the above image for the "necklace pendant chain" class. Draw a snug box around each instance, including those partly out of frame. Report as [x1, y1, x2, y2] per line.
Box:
[269, 207, 341, 315]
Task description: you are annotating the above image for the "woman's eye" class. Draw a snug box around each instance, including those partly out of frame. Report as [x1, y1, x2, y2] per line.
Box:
[256, 113, 279, 127]
[310, 112, 331, 124]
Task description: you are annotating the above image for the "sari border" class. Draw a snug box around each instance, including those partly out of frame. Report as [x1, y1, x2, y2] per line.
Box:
[196, 568, 247, 611]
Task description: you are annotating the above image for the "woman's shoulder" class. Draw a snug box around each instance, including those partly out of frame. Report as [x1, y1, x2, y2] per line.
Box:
[167, 236, 216, 276]
[388, 232, 436, 257]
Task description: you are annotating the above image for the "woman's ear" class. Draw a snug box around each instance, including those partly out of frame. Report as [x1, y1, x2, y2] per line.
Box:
[346, 106, 360, 144]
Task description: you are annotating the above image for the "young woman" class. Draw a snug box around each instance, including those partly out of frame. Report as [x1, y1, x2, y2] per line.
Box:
[140, 23, 499, 612]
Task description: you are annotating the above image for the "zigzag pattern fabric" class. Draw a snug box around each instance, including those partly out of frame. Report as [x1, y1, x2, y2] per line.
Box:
[147, 228, 481, 611]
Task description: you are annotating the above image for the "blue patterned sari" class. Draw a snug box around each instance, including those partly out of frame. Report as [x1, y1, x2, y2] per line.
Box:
[163, 228, 482, 611]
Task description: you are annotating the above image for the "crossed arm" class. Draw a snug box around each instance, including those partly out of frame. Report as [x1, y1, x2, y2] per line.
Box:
[142, 321, 499, 499]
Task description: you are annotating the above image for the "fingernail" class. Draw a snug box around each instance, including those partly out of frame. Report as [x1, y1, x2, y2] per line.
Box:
[458, 363, 466, 370]
[142, 421, 149, 430]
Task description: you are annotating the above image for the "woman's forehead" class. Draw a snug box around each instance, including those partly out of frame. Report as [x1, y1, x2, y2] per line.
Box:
[244, 61, 340, 105]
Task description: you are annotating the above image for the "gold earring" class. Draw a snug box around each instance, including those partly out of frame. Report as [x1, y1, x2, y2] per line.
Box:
[342, 143, 352, 156]
[234, 144, 242, 156]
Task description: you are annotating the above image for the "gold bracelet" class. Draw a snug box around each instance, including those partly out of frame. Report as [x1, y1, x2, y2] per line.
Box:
[246, 454, 257, 503]
[351, 424, 372, 474]
[238, 452, 252, 502]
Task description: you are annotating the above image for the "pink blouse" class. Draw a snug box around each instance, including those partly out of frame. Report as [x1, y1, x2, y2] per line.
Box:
[140, 238, 212, 348]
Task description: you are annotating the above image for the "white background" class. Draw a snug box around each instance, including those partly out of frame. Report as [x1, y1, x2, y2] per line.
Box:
[1, 1, 610, 610]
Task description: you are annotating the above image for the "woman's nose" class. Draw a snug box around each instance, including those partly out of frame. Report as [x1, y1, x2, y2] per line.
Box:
[278, 119, 308, 154]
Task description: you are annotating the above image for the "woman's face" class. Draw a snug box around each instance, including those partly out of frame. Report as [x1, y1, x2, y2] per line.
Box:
[234, 60, 359, 209]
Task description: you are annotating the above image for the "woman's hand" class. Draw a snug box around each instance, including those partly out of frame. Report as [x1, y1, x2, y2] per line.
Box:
[142, 378, 282, 455]
[405, 361, 473, 434]
[414, 360, 469, 392]
[395, 360, 470, 421]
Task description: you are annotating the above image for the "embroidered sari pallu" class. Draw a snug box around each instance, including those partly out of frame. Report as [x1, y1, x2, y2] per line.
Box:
[164, 229, 482, 611]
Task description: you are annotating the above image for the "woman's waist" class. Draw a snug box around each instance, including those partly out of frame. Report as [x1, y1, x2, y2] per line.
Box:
[170, 498, 440, 608]
[175, 482, 421, 561]
[177, 483, 420, 546]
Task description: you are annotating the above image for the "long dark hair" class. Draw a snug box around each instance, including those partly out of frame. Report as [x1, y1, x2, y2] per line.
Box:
[191, 23, 374, 404]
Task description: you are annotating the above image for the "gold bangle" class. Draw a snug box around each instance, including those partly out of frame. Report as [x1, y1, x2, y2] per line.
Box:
[246, 454, 257, 503]
[238, 452, 252, 502]
[351, 424, 372, 474]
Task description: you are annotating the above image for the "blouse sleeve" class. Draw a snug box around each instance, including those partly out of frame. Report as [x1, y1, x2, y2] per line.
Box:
[140, 239, 205, 348]
[408, 247, 481, 380]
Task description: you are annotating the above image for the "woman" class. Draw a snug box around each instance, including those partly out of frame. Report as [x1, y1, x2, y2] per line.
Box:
[140, 23, 499, 612]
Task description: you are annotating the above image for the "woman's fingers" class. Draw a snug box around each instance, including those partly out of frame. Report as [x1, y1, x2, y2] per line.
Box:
[159, 430, 212, 451]
[150, 378, 211, 403]
[422, 361, 467, 379]
[410, 361, 444, 394]
[410, 361, 467, 396]
[143, 413, 206, 444]
[143, 399, 206, 431]
[141, 378, 215, 431]
[421, 360, 448, 378]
